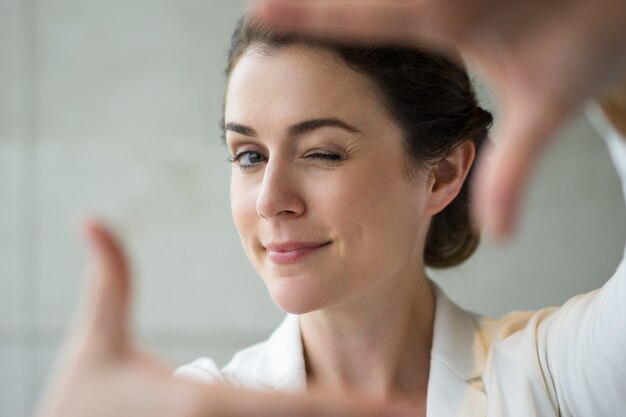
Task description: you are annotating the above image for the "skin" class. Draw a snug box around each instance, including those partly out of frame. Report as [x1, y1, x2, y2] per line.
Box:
[225, 45, 475, 410]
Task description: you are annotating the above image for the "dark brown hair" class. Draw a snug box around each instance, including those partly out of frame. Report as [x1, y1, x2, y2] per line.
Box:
[225, 18, 493, 268]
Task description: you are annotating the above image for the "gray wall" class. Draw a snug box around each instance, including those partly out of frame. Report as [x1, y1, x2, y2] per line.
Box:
[1, 1, 624, 417]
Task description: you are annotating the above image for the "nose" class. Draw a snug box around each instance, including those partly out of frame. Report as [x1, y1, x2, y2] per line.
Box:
[256, 160, 305, 219]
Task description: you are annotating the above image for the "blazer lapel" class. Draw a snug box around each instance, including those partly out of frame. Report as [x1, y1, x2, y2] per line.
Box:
[252, 314, 307, 391]
[427, 282, 488, 417]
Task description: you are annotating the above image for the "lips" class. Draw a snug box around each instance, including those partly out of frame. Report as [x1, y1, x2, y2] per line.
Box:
[264, 241, 331, 264]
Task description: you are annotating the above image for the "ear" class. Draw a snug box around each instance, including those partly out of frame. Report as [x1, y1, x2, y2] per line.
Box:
[424, 141, 476, 216]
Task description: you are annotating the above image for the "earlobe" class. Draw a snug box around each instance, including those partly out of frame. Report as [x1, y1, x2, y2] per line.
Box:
[425, 141, 476, 215]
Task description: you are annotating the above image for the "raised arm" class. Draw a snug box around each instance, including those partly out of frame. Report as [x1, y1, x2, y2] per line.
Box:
[534, 76, 626, 416]
[480, 76, 626, 416]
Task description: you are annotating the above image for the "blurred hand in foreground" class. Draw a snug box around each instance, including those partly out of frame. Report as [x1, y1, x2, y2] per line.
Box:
[33, 219, 408, 417]
[251, 0, 626, 238]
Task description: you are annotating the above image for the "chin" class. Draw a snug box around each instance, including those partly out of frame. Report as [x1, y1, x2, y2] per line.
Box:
[266, 278, 329, 315]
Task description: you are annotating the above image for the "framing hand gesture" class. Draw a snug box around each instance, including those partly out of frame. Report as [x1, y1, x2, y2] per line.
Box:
[33, 219, 408, 417]
[253, 0, 626, 238]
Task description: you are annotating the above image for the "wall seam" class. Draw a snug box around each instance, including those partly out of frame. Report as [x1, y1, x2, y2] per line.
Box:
[17, 0, 39, 415]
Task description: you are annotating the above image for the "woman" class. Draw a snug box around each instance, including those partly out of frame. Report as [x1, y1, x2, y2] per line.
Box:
[33, 1, 626, 417]
[173, 17, 626, 416]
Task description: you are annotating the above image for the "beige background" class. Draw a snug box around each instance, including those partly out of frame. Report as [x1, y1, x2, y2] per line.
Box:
[1, 1, 625, 417]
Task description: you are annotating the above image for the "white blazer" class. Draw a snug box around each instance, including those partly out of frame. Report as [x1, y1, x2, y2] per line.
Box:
[176, 109, 626, 416]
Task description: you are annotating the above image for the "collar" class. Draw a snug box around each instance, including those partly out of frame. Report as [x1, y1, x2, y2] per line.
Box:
[252, 313, 307, 391]
[251, 282, 488, 415]
[426, 282, 487, 416]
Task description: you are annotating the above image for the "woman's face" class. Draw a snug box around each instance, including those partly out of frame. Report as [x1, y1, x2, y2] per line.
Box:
[225, 45, 433, 314]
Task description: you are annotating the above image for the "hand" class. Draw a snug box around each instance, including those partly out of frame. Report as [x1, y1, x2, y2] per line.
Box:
[251, 0, 626, 238]
[33, 219, 408, 417]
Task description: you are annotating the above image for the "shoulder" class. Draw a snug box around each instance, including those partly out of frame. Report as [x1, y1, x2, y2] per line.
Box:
[174, 314, 306, 392]
[480, 306, 558, 381]
[482, 287, 601, 368]
[478, 290, 604, 414]
[174, 340, 269, 388]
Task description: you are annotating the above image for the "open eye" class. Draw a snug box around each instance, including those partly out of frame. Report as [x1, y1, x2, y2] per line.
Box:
[229, 150, 267, 169]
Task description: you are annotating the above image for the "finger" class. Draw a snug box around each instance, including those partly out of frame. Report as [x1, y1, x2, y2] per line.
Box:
[471, 103, 565, 239]
[78, 218, 131, 351]
[191, 384, 412, 417]
[251, 0, 447, 46]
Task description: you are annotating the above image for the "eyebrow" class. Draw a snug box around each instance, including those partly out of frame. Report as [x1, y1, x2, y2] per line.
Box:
[224, 118, 361, 138]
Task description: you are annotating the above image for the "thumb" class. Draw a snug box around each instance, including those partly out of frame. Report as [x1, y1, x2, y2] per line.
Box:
[77, 218, 132, 353]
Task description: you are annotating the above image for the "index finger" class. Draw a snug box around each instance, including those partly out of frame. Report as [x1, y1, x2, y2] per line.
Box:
[251, 0, 449, 46]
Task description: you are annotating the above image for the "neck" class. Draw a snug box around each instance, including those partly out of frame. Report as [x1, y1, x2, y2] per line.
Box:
[299, 269, 435, 401]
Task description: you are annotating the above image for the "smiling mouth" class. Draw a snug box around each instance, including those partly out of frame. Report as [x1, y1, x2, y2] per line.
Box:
[264, 241, 331, 265]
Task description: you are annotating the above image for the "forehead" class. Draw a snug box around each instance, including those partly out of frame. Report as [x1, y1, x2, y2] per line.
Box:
[225, 45, 389, 131]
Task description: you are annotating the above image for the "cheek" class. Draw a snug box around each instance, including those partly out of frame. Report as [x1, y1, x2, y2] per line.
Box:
[320, 164, 426, 273]
[230, 178, 259, 245]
